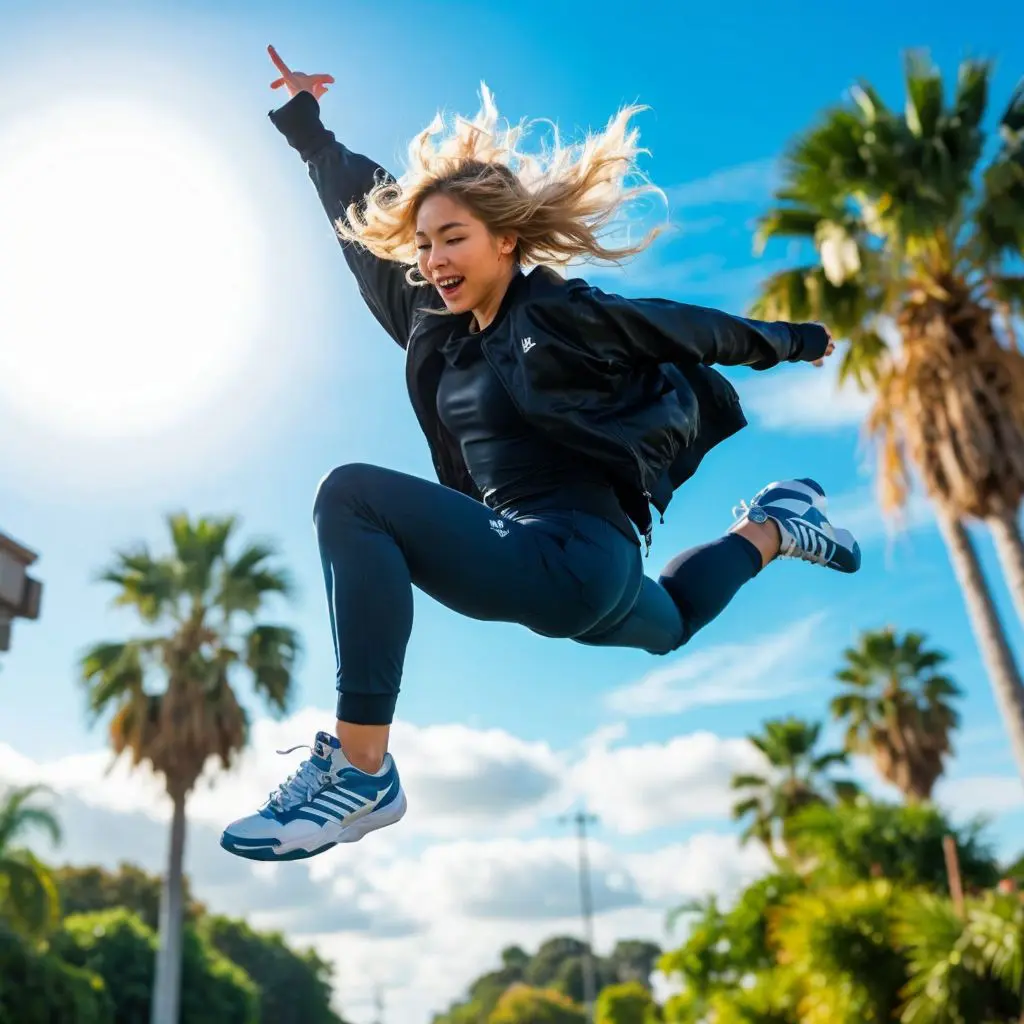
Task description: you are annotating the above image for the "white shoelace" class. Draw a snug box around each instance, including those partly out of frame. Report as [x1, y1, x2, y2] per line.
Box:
[266, 744, 331, 810]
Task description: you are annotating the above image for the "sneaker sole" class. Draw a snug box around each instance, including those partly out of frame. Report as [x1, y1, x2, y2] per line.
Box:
[220, 789, 408, 862]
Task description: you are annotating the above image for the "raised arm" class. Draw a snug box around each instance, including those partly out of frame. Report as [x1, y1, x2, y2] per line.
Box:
[266, 46, 435, 349]
[558, 279, 832, 370]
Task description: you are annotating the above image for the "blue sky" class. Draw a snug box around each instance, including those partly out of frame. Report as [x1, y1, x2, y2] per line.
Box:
[1, 2, 1023, 1021]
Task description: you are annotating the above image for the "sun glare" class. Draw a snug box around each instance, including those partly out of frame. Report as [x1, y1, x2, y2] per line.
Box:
[0, 98, 267, 438]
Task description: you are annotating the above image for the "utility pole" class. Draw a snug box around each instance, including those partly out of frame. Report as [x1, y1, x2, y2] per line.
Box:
[371, 986, 384, 1024]
[560, 807, 599, 1021]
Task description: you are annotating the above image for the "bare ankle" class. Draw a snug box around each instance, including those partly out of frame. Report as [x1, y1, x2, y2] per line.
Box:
[731, 518, 781, 568]
[335, 720, 390, 774]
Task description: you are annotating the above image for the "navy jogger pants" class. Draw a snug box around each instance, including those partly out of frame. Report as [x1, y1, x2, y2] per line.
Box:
[313, 463, 762, 725]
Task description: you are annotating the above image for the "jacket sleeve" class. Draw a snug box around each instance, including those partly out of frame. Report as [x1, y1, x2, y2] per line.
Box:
[269, 91, 438, 350]
[563, 282, 830, 370]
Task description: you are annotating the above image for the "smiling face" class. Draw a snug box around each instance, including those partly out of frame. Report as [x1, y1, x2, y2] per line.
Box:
[414, 191, 517, 317]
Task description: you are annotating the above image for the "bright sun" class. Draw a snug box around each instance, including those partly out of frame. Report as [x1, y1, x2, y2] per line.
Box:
[0, 98, 267, 439]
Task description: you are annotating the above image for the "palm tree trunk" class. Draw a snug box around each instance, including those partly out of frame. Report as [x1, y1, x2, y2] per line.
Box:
[936, 508, 1024, 786]
[987, 508, 1024, 631]
[151, 791, 188, 1024]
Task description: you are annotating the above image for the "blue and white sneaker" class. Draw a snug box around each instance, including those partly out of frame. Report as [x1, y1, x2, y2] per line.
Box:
[733, 478, 861, 574]
[220, 731, 407, 861]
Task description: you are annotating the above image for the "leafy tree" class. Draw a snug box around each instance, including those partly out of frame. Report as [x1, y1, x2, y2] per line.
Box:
[488, 984, 586, 1024]
[525, 937, 592, 989]
[0, 785, 62, 940]
[595, 981, 660, 1024]
[660, 873, 805, 1018]
[0, 923, 113, 1024]
[731, 717, 857, 852]
[785, 796, 1001, 892]
[200, 913, 348, 1024]
[55, 862, 206, 932]
[749, 50, 1024, 779]
[434, 936, 659, 1023]
[769, 879, 909, 1023]
[51, 907, 259, 1024]
[832, 628, 961, 801]
[80, 512, 300, 1024]
[607, 940, 662, 989]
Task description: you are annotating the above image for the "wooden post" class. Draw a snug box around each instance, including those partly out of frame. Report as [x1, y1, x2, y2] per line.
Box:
[943, 834, 964, 918]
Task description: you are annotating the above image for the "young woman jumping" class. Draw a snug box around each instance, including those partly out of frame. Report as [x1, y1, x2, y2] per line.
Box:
[220, 46, 861, 862]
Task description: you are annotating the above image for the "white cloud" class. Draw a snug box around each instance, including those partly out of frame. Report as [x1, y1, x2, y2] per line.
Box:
[263, 831, 773, 1024]
[605, 614, 825, 718]
[370, 837, 642, 921]
[736, 359, 872, 432]
[570, 731, 766, 834]
[628, 834, 773, 908]
[935, 775, 1024, 819]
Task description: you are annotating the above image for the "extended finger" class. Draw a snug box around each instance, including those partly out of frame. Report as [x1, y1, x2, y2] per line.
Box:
[270, 77, 286, 89]
[267, 45, 291, 76]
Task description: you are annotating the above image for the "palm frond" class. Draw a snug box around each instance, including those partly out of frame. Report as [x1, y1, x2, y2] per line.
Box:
[168, 511, 235, 599]
[79, 640, 151, 720]
[975, 77, 1024, 257]
[0, 785, 61, 851]
[98, 549, 179, 623]
[731, 773, 769, 792]
[244, 624, 301, 713]
[0, 849, 61, 938]
[218, 541, 294, 615]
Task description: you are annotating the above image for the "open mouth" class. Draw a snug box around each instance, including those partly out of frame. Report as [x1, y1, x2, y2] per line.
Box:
[437, 276, 465, 298]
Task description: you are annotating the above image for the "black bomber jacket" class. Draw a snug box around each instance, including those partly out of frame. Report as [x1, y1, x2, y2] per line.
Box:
[269, 92, 829, 551]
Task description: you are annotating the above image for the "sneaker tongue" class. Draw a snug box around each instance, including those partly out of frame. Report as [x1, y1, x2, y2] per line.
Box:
[311, 730, 340, 768]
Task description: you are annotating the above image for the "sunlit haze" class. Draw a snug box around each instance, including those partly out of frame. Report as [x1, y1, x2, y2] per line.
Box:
[0, 97, 267, 438]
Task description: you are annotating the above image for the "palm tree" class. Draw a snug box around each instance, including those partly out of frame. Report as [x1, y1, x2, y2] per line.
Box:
[830, 628, 961, 802]
[748, 51, 1024, 781]
[0, 784, 62, 940]
[731, 717, 858, 853]
[80, 512, 301, 1024]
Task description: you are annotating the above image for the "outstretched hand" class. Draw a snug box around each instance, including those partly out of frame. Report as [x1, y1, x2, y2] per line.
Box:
[812, 324, 835, 367]
[267, 45, 334, 100]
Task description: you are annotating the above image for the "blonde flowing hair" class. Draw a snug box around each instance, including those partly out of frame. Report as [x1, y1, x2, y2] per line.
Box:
[334, 83, 667, 283]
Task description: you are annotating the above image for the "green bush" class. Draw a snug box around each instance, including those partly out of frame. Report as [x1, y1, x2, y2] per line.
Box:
[52, 907, 258, 1024]
[0, 924, 113, 1024]
[200, 913, 345, 1023]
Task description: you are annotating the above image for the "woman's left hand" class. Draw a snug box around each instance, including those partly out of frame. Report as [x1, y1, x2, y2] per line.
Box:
[812, 324, 835, 367]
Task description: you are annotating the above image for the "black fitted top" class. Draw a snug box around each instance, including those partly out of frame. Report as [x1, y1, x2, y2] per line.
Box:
[435, 326, 637, 542]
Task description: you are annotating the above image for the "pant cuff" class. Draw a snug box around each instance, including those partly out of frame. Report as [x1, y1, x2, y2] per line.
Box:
[336, 691, 399, 726]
